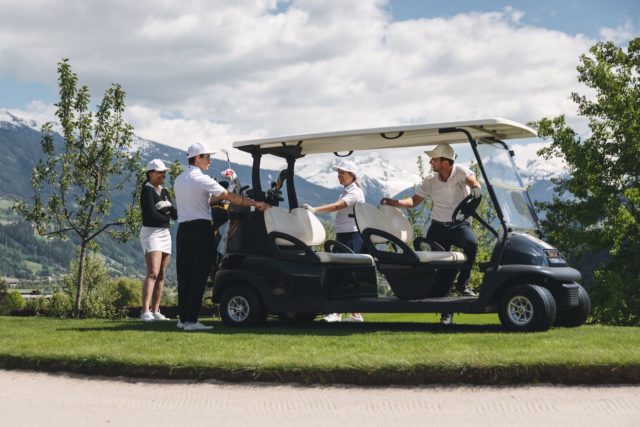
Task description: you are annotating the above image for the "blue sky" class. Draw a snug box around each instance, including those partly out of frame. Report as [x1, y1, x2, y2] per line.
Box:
[0, 0, 637, 169]
[388, 0, 639, 38]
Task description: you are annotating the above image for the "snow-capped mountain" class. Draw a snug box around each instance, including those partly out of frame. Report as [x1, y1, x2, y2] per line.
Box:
[1, 109, 568, 201]
[511, 143, 568, 184]
[296, 152, 422, 198]
[0, 110, 42, 132]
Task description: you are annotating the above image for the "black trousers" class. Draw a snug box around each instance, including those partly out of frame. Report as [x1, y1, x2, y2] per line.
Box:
[176, 220, 215, 323]
[336, 231, 364, 254]
[425, 221, 478, 295]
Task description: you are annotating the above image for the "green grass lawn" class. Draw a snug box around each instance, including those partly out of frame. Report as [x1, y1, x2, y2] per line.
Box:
[2, 314, 639, 384]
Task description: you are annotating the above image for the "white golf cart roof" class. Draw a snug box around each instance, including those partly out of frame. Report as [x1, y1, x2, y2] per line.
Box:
[233, 118, 536, 155]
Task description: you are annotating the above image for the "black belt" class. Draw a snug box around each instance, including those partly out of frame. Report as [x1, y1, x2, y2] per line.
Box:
[432, 219, 458, 227]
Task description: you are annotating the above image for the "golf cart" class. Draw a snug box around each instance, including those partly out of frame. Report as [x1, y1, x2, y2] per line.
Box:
[211, 118, 590, 332]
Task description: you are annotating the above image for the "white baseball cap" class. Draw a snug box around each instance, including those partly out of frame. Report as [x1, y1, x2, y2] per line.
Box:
[146, 159, 169, 172]
[187, 142, 215, 158]
[331, 160, 358, 178]
[424, 143, 456, 160]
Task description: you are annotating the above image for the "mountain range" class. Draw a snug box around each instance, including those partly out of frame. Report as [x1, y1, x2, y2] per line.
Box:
[0, 109, 563, 282]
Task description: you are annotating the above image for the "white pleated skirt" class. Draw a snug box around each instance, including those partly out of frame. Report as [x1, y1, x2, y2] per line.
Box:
[139, 226, 172, 255]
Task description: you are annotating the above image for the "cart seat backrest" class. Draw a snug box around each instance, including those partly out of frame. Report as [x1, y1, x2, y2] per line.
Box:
[264, 206, 325, 246]
[353, 203, 413, 244]
[292, 208, 326, 246]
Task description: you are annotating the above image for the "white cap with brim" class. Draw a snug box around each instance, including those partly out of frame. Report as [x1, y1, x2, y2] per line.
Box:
[331, 160, 358, 178]
[424, 143, 456, 160]
[187, 142, 215, 158]
[146, 159, 169, 172]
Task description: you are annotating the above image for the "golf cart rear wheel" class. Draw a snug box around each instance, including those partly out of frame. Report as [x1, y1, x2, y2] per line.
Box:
[555, 284, 591, 327]
[499, 284, 557, 332]
[277, 312, 318, 323]
[220, 285, 267, 327]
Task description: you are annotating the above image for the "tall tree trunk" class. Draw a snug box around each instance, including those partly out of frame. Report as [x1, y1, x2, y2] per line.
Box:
[73, 241, 87, 318]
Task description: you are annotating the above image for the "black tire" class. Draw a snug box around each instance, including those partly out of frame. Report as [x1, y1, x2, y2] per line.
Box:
[219, 285, 267, 327]
[555, 284, 591, 327]
[499, 284, 557, 332]
[277, 312, 317, 323]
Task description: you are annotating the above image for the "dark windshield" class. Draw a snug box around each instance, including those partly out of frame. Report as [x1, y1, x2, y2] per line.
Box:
[476, 141, 539, 231]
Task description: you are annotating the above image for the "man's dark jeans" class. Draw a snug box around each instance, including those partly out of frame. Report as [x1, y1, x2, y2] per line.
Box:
[425, 220, 478, 297]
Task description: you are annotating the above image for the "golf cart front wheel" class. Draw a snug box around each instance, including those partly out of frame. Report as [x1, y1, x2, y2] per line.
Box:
[499, 284, 557, 332]
[219, 285, 267, 327]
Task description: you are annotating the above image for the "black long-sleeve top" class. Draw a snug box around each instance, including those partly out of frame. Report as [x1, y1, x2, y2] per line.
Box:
[140, 182, 178, 228]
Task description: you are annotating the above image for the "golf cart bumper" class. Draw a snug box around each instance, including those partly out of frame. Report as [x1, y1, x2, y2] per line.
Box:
[489, 265, 581, 282]
[483, 265, 583, 309]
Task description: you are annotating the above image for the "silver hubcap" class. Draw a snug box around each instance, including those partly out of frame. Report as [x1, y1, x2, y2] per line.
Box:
[507, 295, 534, 325]
[228, 296, 250, 322]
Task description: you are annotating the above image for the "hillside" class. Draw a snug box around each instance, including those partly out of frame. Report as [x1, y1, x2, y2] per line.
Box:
[0, 112, 337, 281]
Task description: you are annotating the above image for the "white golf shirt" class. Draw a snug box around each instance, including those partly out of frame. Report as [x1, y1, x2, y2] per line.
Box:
[334, 182, 365, 233]
[174, 166, 226, 223]
[415, 164, 474, 223]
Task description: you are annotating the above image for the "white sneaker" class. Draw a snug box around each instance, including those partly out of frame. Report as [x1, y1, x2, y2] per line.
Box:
[183, 321, 213, 331]
[440, 313, 453, 325]
[152, 311, 170, 321]
[140, 311, 155, 322]
[323, 313, 342, 322]
[343, 314, 364, 322]
[176, 321, 185, 329]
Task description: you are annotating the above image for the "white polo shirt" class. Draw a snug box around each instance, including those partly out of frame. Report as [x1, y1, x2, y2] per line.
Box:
[174, 166, 226, 223]
[415, 164, 474, 222]
[335, 182, 365, 233]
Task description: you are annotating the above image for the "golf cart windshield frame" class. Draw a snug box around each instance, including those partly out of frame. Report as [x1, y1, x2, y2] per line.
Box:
[439, 128, 541, 241]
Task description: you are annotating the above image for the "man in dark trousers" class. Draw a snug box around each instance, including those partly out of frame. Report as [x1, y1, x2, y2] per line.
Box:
[174, 142, 269, 331]
[380, 143, 481, 325]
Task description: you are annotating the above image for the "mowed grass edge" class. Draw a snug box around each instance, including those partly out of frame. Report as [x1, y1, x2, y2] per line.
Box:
[2, 315, 640, 385]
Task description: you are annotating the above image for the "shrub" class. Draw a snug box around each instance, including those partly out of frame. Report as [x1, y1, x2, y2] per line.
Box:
[112, 277, 142, 309]
[0, 290, 25, 314]
[162, 285, 178, 306]
[25, 297, 50, 316]
[63, 253, 123, 318]
[48, 292, 73, 318]
[0, 278, 7, 298]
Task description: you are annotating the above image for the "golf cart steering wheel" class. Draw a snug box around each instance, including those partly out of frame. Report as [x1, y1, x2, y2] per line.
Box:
[452, 194, 482, 222]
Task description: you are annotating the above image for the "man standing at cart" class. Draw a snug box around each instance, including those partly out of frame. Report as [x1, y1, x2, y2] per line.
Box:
[174, 142, 270, 331]
[380, 143, 482, 325]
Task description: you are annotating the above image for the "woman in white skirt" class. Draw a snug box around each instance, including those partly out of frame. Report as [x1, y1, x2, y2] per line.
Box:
[139, 159, 177, 321]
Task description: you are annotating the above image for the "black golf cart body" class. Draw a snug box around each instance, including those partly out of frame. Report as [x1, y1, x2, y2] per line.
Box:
[211, 118, 590, 331]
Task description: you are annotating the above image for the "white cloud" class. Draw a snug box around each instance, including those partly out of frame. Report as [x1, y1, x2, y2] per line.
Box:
[0, 0, 603, 171]
[599, 21, 639, 45]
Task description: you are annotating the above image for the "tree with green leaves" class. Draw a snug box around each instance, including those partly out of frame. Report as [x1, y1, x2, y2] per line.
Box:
[532, 38, 640, 325]
[467, 162, 498, 290]
[14, 59, 141, 317]
[404, 155, 431, 239]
